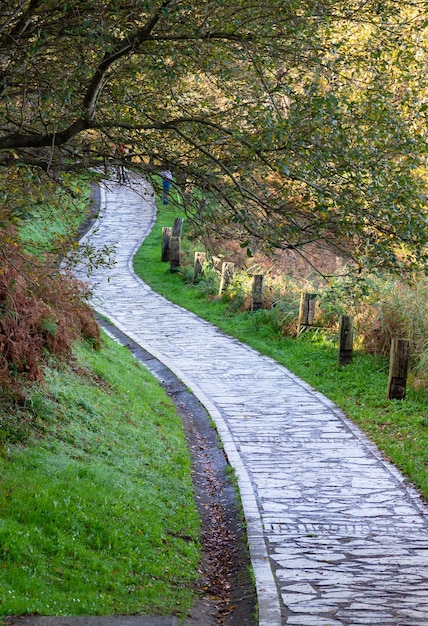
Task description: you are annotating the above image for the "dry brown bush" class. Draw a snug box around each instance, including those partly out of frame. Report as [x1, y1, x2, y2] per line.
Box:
[354, 280, 428, 387]
[188, 228, 428, 386]
[0, 221, 100, 398]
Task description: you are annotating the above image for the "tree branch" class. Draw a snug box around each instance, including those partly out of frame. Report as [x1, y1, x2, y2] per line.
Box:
[83, 0, 173, 120]
[0, 0, 174, 150]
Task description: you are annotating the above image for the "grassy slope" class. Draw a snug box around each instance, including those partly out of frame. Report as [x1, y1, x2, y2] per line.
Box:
[0, 180, 200, 620]
[133, 198, 428, 502]
[0, 338, 200, 618]
[18, 177, 92, 254]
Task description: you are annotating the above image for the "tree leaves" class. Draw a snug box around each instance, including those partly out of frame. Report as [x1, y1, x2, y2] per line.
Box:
[0, 0, 427, 275]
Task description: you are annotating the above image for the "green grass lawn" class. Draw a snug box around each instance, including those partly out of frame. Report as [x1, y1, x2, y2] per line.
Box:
[18, 175, 93, 256]
[0, 336, 200, 618]
[133, 194, 428, 502]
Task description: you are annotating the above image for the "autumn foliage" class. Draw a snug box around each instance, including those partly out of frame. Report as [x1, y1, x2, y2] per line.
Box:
[0, 219, 100, 398]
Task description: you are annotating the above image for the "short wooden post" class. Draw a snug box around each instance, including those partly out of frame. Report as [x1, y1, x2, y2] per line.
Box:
[338, 315, 353, 366]
[251, 274, 264, 311]
[297, 292, 317, 335]
[172, 217, 184, 237]
[387, 338, 410, 400]
[161, 227, 172, 261]
[219, 262, 235, 295]
[193, 251, 206, 281]
[170, 236, 181, 272]
[210, 256, 223, 273]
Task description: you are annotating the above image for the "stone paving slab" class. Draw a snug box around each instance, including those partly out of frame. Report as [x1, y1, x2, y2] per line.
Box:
[74, 176, 428, 626]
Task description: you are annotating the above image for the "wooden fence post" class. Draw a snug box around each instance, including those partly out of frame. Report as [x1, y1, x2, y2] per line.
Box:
[297, 292, 317, 335]
[161, 227, 172, 261]
[338, 315, 353, 366]
[193, 251, 206, 281]
[387, 338, 410, 400]
[219, 262, 235, 295]
[210, 256, 223, 273]
[251, 274, 264, 311]
[172, 217, 184, 237]
[170, 236, 181, 272]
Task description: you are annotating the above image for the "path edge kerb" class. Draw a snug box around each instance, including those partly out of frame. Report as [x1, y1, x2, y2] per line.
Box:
[80, 182, 282, 626]
[98, 311, 281, 626]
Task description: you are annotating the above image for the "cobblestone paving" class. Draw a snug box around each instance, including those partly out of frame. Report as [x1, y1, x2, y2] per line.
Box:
[75, 178, 428, 626]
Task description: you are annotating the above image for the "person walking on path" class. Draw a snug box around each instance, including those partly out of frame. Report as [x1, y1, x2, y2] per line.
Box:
[115, 143, 129, 183]
[161, 168, 173, 204]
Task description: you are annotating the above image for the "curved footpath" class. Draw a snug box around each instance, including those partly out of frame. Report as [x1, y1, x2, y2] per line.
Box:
[75, 177, 428, 626]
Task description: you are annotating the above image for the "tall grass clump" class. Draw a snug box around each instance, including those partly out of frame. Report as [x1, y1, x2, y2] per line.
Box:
[355, 277, 428, 388]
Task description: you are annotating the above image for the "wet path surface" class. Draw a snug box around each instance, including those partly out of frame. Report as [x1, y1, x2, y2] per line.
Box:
[75, 178, 428, 626]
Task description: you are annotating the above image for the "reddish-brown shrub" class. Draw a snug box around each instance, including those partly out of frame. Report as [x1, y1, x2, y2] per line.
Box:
[0, 223, 100, 398]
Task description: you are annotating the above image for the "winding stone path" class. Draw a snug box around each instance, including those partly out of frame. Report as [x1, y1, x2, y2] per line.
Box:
[75, 177, 428, 626]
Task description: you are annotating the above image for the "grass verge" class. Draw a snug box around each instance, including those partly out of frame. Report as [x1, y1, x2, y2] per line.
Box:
[0, 335, 200, 619]
[133, 197, 428, 502]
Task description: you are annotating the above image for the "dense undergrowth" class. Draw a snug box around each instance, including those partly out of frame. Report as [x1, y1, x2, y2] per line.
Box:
[133, 191, 428, 502]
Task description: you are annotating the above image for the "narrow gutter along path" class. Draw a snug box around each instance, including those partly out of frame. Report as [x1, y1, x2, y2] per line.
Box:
[76, 178, 428, 626]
